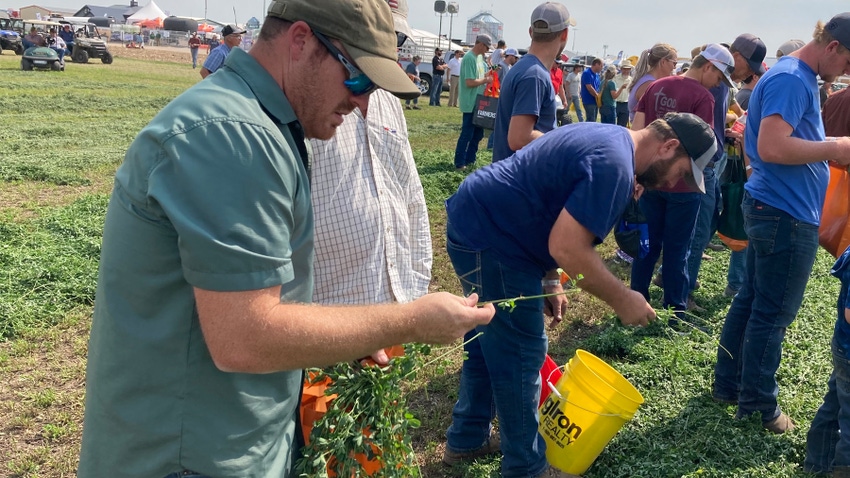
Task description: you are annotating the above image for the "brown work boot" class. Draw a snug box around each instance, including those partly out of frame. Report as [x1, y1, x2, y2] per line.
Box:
[442, 432, 501, 465]
[833, 465, 850, 478]
[763, 412, 795, 434]
[687, 295, 706, 314]
[652, 272, 663, 288]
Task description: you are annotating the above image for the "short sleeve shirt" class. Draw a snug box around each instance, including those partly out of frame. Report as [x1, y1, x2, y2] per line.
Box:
[459, 52, 487, 113]
[744, 56, 827, 225]
[202, 42, 232, 74]
[580, 68, 600, 104]
[492, 54, 557, 162]
[637, 75, 714, 192]
[78, 48, 312, 478]
[446, 123, 635, 275]
[566, 71, 581, 96]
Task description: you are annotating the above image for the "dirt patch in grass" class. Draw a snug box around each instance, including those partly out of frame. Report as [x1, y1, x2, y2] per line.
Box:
[112, 44, 207, 65]
[0, 174, 113, 220]
[0, 310, 90, 477]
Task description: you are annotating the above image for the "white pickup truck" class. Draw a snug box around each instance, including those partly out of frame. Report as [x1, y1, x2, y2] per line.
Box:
[397, 33, 462, 96]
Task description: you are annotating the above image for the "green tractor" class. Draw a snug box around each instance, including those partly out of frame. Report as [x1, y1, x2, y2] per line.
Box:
[60, 21, 113, 64]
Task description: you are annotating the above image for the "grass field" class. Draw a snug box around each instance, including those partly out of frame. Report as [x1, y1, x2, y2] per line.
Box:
[0, 50, 838, 477]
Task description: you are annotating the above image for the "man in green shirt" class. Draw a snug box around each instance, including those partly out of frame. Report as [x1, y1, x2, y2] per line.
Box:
[77, 1, 495, 477]
[453, 33, 493, 170]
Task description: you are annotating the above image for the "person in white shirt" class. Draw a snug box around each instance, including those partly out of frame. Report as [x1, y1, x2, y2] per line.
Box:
[447, 49, 464, 107]
[47, 28, 67, 63]
[309, 0, 433, 363]
[564, 62, 585, 122]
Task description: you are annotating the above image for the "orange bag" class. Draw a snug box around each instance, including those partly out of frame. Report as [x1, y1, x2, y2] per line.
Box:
[300, 345, 405, 477]
[485, 71, 500, 98]
[819, 164, 850, 258]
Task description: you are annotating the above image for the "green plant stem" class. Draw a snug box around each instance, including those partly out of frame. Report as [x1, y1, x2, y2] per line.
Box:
[477, 289, 578, 307]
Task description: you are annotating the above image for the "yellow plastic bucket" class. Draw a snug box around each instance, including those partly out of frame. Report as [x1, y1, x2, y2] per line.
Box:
[538, 350, 644, 475]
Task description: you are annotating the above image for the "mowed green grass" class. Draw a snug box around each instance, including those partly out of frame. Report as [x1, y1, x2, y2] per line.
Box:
[0, 50, 838, 477]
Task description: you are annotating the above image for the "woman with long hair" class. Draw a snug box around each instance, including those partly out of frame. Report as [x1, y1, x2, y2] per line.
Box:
[599, 66, 618, 124]
[628, 43, 677, 122]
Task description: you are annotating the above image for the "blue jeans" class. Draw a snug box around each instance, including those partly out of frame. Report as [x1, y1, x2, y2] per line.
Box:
[570, 95, 584, 122]
[686, 166, 719, 291]
[50, 46, 65, 62]
[430, 74, 444, 106]
[616, 102, 629, 127]
[191, 47, 199, 68]
[445, 226, 549, 478]
[583, 102, 598, 122]
[727, 248, 747, 291]
[713, 192, 820, 421]
[806, 338, 850, 475]
[454, 112, 484, 168]
[600, 104, 616, 124]
[630, 189, 701, 313]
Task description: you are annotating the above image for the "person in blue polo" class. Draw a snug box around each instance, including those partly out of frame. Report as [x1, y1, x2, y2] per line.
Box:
[442, 113, 716, 478]
[580, 57, 602, 122]
[200, 23, 246, 79]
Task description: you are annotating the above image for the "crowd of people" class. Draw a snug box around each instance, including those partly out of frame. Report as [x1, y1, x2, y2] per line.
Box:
[72, 0, 850, 476]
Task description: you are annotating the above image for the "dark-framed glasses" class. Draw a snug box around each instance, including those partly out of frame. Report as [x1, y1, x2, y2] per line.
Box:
[312, 29, 378, 96]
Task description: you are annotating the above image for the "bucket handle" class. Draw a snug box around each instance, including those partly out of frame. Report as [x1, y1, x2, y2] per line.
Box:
[543, 364, 635, 420]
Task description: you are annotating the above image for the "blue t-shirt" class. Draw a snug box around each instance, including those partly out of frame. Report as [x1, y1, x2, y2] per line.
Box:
[832, 247, 850, 358]
[744, 56, 827, 225]
[580, 68, 600, 104]
[491, 54, 556, 162]
[203, 43, 232, 75]
[710, 84, 729, 163]
[446, 123, 635, 274]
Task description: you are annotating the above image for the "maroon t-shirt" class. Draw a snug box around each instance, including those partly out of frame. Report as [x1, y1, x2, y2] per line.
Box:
[823, 86, 850, 137]
[638, 75, 715, 192]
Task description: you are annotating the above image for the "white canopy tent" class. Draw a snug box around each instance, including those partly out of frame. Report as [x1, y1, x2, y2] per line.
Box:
[409, 28, 464, 52]
[125, 0, 166, 23]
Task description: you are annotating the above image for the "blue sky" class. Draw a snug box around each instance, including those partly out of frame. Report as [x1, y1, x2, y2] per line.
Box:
[24, 0, 850, 59]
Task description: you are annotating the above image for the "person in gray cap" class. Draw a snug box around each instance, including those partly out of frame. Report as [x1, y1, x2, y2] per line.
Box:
[492, 1, 570, 162]
[77, 1, 494, 476]
[684, 33, 766, 316]
[443, 113, 716, 478]
[454, 33, 494, 170]
[776, 38, 805, 58]
[714, 13, 850, 439]
[200, 23, 247, 78]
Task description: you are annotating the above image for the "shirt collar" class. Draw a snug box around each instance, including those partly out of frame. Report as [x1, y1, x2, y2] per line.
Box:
[221, 48, 298, 126]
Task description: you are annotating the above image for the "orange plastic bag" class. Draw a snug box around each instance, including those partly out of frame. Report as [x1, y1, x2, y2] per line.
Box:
[819, 164, 850, 258]
[485, 71, 500, 98]
[300, 345, 405, 477]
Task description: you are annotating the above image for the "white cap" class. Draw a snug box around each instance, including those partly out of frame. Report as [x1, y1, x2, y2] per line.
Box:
[699, 43, 734, 87]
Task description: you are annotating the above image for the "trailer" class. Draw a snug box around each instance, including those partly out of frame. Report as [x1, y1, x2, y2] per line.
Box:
[398, 28, 465, 97]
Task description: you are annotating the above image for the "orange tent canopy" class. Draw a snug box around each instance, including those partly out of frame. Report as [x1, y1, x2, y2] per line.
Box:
[198, 23, 215, 33]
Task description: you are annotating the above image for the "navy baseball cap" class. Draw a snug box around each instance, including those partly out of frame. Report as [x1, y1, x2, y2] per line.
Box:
[731, 33, 767, 76]
[826, 12, 850, 50]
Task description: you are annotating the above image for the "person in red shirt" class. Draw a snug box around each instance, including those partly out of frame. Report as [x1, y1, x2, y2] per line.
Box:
[188, 32, 202, 69]
[629, 43, 734, 329]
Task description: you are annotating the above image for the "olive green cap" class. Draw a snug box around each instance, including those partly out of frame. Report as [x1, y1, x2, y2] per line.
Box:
[267, 0, 421, 99]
